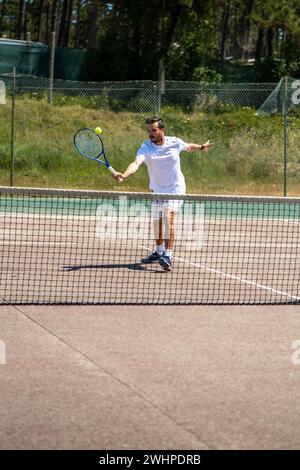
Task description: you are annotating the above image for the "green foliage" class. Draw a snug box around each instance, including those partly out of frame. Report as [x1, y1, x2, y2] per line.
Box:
[2, 1, 300, 81]
[254, 58, 287, 82]
[1, 95, 296, 195]
[192, 66, 222, 83]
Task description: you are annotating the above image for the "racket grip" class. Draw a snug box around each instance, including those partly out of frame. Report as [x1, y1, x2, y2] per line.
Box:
[107, 166, 117, 176]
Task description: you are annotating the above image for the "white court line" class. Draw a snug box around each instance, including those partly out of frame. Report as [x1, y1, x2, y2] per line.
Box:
[138, 245, 300, 302]
[0, 212, 99, 221]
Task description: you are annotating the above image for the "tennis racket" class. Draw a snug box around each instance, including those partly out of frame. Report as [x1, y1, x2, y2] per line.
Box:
[73, 128, 116, 176]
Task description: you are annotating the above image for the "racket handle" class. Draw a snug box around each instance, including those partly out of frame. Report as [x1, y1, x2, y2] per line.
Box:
[107, 166, 117, 176]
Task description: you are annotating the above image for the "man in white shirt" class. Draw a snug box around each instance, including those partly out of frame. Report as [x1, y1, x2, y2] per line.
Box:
[114, 116, 212, 271]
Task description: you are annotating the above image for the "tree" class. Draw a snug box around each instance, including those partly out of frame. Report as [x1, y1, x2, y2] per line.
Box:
[51, 0, 59, 35]
[0, 0, 7, 36]
[17, 0, 26, 40]
[219, 0, 231, 61]
[87, 0, 102, 49]
[1, 0, 300, 81]
[35, 0, 44, 42]
[57, 0, 68, 46]
[240, 0, 254, 60]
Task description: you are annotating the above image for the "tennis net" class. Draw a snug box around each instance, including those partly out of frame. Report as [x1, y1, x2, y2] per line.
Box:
[0, 186, 299, 304]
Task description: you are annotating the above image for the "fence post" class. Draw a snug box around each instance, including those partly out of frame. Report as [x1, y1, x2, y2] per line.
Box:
[283, 76, 288, 197]
[10, 67, 16, 187]
[48, 31, 56, 104]
[153, 83, 158, 114]
[157, 59, 165, 113]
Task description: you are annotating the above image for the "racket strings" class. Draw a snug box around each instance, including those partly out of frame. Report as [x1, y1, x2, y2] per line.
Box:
[75, 129, 104, 160]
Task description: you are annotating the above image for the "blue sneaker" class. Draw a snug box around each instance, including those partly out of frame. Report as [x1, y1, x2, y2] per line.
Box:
[159, 255, 172, 271]
[141, 251, 162, 264]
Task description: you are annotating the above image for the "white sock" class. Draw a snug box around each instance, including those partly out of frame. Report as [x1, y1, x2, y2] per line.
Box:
[165, 249, 173, 258]
[156, 244, 165, 255]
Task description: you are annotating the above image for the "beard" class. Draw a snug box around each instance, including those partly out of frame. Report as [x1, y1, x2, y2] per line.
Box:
[150, 135, 163, 142]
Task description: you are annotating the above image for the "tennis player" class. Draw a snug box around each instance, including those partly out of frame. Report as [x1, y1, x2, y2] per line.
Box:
[114, 116, 212, 271]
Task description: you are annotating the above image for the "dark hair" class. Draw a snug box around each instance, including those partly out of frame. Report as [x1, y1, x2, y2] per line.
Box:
[145, 116, 165, 129]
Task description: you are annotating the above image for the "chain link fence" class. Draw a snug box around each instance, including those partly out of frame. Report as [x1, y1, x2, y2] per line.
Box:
[0, 74, 299, 195]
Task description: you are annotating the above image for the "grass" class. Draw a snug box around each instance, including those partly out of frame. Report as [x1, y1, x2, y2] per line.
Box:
[0, 94, 300, 195]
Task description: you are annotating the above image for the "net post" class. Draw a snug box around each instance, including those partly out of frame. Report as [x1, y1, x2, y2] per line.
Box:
[10, 66, 16, 187]
[48, 31, 56, 105]
[283, 76, 288, 197]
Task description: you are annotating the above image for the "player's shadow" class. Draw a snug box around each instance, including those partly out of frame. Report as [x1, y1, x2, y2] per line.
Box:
[63, 262, 146, 272]
[63, 263, 165, 273]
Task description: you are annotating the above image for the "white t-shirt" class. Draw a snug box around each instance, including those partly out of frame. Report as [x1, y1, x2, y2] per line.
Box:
[136, 137, 189, 194]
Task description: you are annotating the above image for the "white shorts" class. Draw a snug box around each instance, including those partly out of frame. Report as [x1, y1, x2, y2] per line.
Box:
[151, 198, 184, 220]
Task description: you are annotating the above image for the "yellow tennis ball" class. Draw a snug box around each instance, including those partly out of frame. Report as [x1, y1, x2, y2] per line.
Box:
[95, 127, 102, 135]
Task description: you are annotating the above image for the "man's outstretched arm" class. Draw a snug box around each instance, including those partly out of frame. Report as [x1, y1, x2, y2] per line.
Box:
[114, 156, 144, 182]
[187, 140, 213, 152]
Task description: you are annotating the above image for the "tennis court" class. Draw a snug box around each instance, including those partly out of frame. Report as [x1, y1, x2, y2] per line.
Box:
[1, 186, 300, 450]
[0, 187, 300, 304]
[0, 303, 299, 450]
